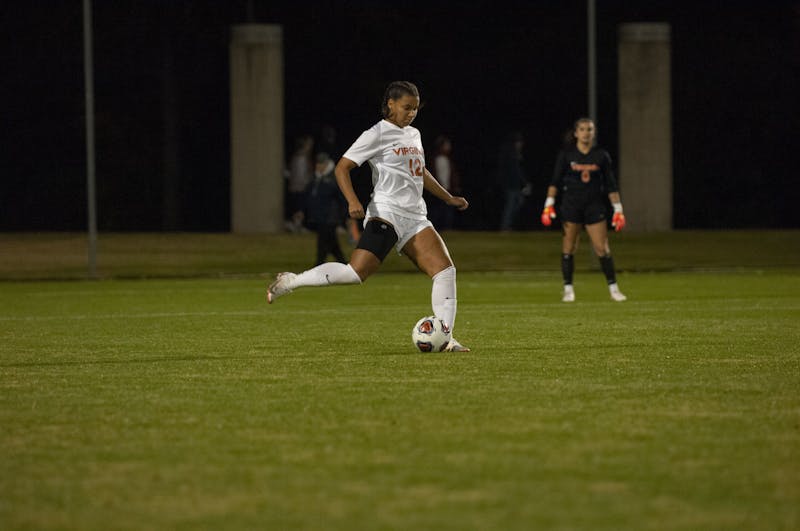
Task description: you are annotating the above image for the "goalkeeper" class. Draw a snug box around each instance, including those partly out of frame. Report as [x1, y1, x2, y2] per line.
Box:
[540, 117, 627, 302]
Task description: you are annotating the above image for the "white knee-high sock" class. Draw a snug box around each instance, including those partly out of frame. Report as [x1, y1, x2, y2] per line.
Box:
[289, 262, 361, 289]
[431, 266, 457, 332]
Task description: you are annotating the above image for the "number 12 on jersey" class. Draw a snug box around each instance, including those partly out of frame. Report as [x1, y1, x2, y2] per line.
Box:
[408, 158, 423, 177]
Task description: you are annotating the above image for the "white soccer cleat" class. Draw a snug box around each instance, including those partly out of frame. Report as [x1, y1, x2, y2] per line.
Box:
[267, 272, 297, 304]
[609, 283, 627, 302]
[444, 338, 471, 352]
[562, 285, 575, 303]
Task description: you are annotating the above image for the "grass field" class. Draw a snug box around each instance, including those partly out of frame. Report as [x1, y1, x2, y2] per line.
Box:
[1, 231, 799, 530]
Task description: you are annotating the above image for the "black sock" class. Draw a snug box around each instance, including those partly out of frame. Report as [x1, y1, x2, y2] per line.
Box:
[561, 254, 574, 285]
[599, 255, 617, 285]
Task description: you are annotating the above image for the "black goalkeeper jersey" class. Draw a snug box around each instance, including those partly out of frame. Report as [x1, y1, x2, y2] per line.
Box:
[550, 146, 619, 202]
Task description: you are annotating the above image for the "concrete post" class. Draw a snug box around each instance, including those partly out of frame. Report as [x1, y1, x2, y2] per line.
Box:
[618, 23, 673, 231]
[230, 24, 284, 233]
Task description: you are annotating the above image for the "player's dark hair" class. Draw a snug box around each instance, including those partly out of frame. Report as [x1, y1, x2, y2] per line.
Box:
[381, 81, 420, 118]
[563, 117, 595, 147]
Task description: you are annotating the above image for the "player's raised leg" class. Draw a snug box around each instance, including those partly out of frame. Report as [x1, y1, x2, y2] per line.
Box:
[267, 219, 394, 303]
[267, 261, 362, 303]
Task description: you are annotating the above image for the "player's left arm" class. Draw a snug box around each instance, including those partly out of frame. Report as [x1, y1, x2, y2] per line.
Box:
[608, 191, 625, 231]
[602, 151, 625, 231]
[423, 168, 469, 210]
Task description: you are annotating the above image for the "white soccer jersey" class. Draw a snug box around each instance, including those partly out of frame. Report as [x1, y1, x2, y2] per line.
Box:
[342, 119, 427, 220]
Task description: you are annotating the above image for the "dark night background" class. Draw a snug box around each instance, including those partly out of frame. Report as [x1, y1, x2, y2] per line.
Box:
[2, 1, 798, 232]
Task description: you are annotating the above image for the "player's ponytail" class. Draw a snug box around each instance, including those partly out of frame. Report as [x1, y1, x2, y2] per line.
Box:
[381, 81, 420, 118]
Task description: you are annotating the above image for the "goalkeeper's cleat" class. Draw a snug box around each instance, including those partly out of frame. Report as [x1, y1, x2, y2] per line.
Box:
[612, 211, 626, 232]
[267, 272, 297, 304]
[444, 338, 471, 352]
[562, 284, 575, 303]
[541, 206, 556, 227]
[609, 283, 627, 302]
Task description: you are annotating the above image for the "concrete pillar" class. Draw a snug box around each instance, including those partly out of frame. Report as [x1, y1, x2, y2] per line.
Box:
[230, 24, 284, 233]
[618, 23, 673, 231]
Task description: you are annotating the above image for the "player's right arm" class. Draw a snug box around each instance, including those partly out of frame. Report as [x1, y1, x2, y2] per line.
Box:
[541, 185, 558, 226]
[337, 126, 381, 220]
[334, 157, 365, 219]
[541, 151, 565, 227]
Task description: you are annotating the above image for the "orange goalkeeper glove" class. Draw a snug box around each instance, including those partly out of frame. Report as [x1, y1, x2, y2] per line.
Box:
[611, 203, 625, 232]
[541, 197, 556, 227]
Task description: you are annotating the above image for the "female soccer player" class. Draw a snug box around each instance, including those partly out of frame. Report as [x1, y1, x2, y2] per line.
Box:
[267, 81, 471, 351]
[541, 117, 627, 302]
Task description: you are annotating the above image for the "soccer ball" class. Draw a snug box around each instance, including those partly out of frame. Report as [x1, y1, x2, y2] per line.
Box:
[411, 316, 451, 352]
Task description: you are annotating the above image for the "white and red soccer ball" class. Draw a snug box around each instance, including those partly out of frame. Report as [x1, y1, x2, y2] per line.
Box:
[411, 316, 451, 352]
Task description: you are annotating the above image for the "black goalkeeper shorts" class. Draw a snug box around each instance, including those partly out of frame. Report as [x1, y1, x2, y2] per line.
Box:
[560, 196, 608, 225]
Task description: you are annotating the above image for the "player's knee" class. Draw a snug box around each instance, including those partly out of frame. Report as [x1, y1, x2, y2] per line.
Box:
[349, 266, 368, 282]
[349, 251, 381, 281]
[350, 263, 377, 282]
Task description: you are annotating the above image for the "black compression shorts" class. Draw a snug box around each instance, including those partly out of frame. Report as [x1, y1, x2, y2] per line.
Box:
[356, 219, 398, 261]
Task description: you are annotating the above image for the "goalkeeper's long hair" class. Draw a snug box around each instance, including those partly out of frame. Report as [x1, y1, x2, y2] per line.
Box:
[562, 117, 596, 148]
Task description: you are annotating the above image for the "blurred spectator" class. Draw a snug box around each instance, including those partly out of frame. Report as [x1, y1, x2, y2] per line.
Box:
[286, 134, 314, 232]
[315, 124, 359, 243]
[497, 131, 532, 231]
[316, 124, 339, 160]
[305, 152, 347, 266]
[428, 135, 461, 231]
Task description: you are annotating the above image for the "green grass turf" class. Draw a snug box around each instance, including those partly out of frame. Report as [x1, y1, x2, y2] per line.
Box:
[1, 231, 799, 529]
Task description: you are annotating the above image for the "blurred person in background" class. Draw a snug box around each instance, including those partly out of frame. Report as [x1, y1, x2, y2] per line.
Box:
[318, 123, 362, 244]
[427, 135, 461, 231]
[498, 131, 532, 231]
[286, 134, 314, 232]
[304, 152, 347, 266]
